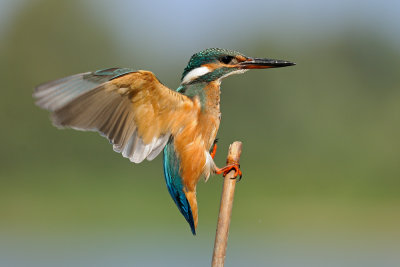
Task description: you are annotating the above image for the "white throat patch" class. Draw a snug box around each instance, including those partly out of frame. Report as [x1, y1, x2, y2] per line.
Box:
[181, 66, 211, 84]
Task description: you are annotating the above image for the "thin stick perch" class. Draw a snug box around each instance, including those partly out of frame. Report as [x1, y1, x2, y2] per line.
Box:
[211, 141, 242, 267]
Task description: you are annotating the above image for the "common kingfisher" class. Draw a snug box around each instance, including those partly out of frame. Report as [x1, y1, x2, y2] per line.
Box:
[34, 48, 295, 235]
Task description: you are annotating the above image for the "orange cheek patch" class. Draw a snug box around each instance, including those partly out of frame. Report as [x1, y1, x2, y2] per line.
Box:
[202, 63, 220, 71]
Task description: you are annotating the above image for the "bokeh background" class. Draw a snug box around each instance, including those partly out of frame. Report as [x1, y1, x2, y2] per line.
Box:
[1, 0, 400, 266]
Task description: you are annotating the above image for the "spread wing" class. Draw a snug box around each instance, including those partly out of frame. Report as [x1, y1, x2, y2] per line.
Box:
[34, 68, 197, 163]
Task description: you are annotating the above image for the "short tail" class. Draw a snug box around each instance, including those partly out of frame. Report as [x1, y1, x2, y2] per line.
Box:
[163, 142, 197, 235]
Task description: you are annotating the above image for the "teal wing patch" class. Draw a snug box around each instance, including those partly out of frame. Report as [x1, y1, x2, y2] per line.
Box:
[93, 68, 135, 80]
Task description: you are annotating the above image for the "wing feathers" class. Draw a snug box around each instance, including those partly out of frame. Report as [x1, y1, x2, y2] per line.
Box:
[35, 69, 193, 163]
[35, 72, 97, 111]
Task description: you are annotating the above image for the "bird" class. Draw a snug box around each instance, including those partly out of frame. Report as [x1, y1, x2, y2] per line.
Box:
[33, 48, 295, 235]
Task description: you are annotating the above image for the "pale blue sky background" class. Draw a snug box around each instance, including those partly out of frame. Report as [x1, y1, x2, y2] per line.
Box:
[1, 0, 400, 48]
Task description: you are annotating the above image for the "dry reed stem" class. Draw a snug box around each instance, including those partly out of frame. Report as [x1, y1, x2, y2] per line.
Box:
[211, 141, 242, 267]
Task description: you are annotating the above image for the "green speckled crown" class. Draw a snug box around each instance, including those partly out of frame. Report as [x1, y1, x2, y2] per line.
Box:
[181, 48, 244, 81]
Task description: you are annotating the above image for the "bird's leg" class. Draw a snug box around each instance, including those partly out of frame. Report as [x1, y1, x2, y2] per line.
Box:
[215, 162, 242, 181]
[210, 138, 218, 159]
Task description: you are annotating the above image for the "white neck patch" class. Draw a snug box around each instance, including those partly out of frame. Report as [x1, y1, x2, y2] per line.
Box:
[181, 66, 211, 84]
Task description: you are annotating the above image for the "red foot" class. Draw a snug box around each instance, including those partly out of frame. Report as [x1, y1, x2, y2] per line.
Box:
[210, 143, 217, 159]
[215, 162, 242, 181]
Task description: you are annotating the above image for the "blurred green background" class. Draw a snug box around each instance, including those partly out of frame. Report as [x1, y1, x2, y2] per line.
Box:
[1, 0, 399, 266]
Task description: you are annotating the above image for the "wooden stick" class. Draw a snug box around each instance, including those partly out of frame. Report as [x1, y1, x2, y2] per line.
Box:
[211, 141, 242, 267]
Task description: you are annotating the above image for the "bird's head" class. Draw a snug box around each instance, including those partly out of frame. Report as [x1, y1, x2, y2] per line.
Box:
[181, 48, 295, 85]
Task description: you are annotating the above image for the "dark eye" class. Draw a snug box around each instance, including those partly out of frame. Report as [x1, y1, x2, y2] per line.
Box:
[220, 56, 234, 64]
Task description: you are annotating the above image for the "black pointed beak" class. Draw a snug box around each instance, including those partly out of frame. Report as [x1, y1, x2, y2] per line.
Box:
[239, 58, 296, 69]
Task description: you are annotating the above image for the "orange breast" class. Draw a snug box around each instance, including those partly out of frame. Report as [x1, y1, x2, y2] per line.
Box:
[174, 81, 221, 191]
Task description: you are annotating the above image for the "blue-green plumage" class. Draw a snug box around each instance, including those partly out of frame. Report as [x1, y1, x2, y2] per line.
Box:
[176, 83, 208, 109]
[181, 48, 244, 81]
[163, 141, 196, 235]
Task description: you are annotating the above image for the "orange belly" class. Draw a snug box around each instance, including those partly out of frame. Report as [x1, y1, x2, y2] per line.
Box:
[174, 111, 220, 191]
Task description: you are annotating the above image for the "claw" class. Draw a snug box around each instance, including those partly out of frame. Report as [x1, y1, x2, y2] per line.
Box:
[215, 162, 242, 180]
